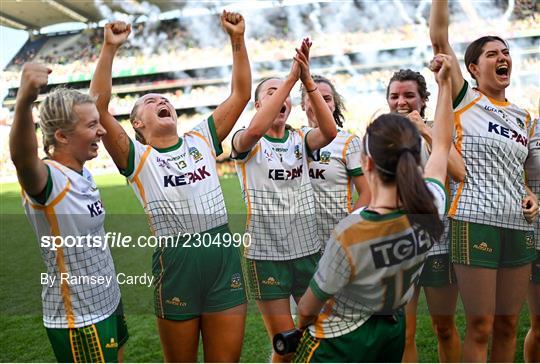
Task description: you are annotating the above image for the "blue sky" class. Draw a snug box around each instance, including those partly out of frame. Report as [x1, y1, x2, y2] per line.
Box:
[0, 26, 28, 69]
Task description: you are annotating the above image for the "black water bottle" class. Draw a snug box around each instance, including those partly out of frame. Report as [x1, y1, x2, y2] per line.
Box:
[273, 329, 303, 355]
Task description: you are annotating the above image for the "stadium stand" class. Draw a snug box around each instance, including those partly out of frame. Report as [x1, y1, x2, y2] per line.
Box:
[1, 1, 538, 181]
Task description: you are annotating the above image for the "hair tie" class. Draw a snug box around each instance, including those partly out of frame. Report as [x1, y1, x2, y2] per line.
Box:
[398, 147, 415, 156]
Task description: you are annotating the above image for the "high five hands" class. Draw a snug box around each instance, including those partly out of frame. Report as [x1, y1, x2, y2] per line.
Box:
[293, 38, 313, 85]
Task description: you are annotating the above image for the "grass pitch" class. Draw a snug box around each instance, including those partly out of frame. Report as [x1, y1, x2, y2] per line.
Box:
[0, 174, 531, 362]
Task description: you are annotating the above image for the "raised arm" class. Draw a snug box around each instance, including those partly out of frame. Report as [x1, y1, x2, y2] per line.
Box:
[232, 63, 300, 154]
[429, 0, 465, 100]
[89, 21, 131, 170]
[424, 54, 454, 183]
[296, 39, 337, 151]
[212, 11, 251, 142]
[9, 63, 50, 196]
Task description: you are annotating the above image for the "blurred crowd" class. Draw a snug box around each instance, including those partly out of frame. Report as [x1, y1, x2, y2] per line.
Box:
[2, 15, 538, 86]
[1, 65, 538, 180]
[0, 4, 538, 180]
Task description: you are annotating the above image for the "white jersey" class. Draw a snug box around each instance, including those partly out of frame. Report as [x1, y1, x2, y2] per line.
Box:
[449, 81, 533, 231]
[233, 127, 318, 260]
[123, 116, 227, 235]
[23, 160, 120, 329]
[305, 128, 363, 247]
[525, 118, 540, 248]
[308, 179, 446, 338]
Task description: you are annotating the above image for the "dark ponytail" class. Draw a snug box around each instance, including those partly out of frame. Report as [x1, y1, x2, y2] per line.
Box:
[364, 114, 444, 241]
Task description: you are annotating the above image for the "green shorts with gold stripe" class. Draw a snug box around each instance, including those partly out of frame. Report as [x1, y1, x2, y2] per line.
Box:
[244, 252, 321, 300]
[45, 301, 128, 363]
[419, 254, 456, 287]
[293, 313, 405, 363]
[450, 219, 536, 268]
[152, 224, 246, 320]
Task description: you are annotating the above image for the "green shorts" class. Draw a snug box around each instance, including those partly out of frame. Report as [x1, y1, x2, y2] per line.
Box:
[46, 301, 128, 363]
[245, 252, 321, 300]
[450, 219, 536, 268]
[293, 313, 405, 363]
[419, 254, 456, 287]
[152, 224, 246, 320]
[532, 250, 540, 284]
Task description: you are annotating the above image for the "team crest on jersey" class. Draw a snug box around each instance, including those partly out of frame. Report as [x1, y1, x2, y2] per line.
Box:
[516, 117, 525, 130]
[156, 156, 172, 169]
[230, 273, 242, 289]
[319, 151, 331, 164]
[294, 145, 302, 160]
[189, 147, 203, 162]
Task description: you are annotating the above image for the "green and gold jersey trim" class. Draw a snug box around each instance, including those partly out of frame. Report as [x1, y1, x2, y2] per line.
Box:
[29, 164, 53, 205]
[425, 177, 449, 213]
[263, 129, 290, 143]
[207, 115, 223, 155]
[453, 80, 468, 109]
[153, 138, 183, 153]
[347, 167, 364, 177]
[310, 278, 333, 301]
[120, 139, 136, 177]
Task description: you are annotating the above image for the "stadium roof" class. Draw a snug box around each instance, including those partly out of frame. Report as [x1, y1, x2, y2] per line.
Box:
[0, 0, 184, 31]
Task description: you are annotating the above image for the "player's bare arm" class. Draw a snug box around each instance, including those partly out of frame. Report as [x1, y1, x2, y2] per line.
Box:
[429, 0, 464, 100]
[9, 63, 51, 196]
[352, 176, 371, 210]
[424, 54, 454, 184]
[233, 59, 300, 154]
[297, 38, 338, 151]
[297, 287, 326, 330]
[212, 11, 251, 142]
[90, 21, 132, 170]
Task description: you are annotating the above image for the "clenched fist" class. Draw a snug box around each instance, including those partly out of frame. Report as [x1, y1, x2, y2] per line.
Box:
[430, 54, 452, 84]
[220, 10, 245, 36]
[104, 21, 131, 47]
[18, 63, 51, 104]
